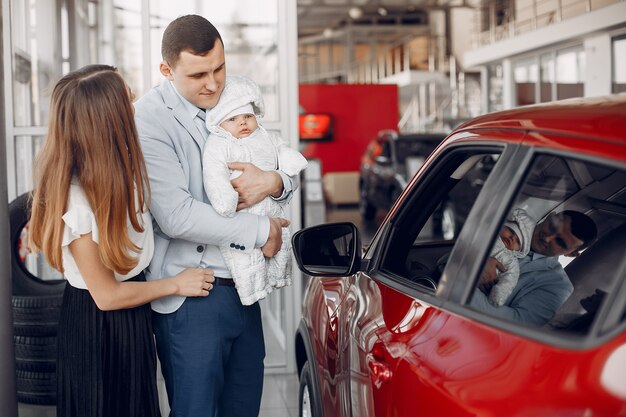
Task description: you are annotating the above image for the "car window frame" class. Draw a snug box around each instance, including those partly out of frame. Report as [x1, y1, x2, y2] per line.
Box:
[365, 136, 626, 349]
[365, 140, 519, 307]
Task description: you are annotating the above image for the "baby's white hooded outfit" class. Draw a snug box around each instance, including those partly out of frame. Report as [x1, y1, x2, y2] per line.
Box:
[489, 208, 536, 306]
[203, 75, 307, 305]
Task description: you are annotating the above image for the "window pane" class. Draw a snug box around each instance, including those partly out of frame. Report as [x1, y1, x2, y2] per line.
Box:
[207, 1, 280, 121]
[15, 135, 45, 196]
[556, 47, 584, 100]
[148, 1, 280, 121]
[488, 64, 504, 112]
[149, 0, 203, 88]
[380, 150, 501, 293]
[514, 59, 537, 106]
[11, 0, 63, 127]
[613, 37, 626, 94]
[468, 154, 626, 335]
[114, 0, 144, 97]
[540, 54, 554, 103]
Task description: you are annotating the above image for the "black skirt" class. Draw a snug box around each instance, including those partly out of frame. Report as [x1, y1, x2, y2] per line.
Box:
[56, 273, 160, 417]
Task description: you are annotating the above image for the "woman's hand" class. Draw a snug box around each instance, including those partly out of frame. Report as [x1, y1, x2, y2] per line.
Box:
[174, 268, 214, 297]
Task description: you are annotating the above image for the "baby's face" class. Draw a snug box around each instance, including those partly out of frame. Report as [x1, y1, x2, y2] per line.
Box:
[219, 113, 258, 138]
[500, 225, 521, 251]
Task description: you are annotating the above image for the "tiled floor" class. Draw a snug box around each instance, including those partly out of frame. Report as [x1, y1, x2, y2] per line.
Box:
[18, 371, 301, 417]
[259, 372, 300, 417]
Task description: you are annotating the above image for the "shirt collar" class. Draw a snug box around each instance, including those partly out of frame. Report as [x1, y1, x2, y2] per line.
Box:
[527, 251, 541, 260]
[169, 81, 204, 119]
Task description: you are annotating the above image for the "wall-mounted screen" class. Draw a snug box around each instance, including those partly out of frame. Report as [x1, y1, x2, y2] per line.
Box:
[299, 113, 333, 141]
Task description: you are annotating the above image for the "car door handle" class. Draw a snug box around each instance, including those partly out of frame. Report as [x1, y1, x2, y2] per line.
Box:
[367, 341, 392, 388]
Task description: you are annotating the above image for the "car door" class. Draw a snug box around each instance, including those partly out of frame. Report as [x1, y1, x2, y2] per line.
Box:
[354, 137, 626, 416]
[347, 132, 528, 416]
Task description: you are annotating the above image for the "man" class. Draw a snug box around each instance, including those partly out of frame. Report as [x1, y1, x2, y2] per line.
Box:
[470, 210, 597, 326]
[134, 15, 293, 417]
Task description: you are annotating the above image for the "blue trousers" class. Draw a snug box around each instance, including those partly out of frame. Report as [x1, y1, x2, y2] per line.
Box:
[153, 286, 265, 417]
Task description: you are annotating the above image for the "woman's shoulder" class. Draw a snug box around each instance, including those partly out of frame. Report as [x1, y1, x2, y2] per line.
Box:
[67, 181, 91, 208]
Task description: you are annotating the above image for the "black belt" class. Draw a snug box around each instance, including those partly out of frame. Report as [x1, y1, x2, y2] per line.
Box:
[214, 277, 236, 287]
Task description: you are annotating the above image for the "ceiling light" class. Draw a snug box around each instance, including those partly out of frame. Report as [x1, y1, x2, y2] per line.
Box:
[348, 7, 363, 19]
[378, 7, 388, 16]
[323, 28, 333, 38]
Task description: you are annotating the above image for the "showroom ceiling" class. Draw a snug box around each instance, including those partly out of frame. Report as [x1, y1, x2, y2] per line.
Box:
[296, 0, 465, 39]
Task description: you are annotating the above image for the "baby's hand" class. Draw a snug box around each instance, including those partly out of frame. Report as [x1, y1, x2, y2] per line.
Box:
[174, 268, 214, 297]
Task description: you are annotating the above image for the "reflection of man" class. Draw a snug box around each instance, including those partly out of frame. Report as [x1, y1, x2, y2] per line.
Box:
[470, 211, 597, 326]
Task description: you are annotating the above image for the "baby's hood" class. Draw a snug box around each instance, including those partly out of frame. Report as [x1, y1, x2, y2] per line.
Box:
[205, 75, 264, 128]
[505, 208, 536, 257]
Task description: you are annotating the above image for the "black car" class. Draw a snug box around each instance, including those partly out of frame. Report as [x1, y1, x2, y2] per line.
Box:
[359, 130, 445, 219]
[359, 130, 492, 239]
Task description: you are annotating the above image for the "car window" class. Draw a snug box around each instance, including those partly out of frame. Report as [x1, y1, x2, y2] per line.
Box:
[379, 148, 502, 293]
[466, 153, 626, 337]
[380, 141, 392, 158]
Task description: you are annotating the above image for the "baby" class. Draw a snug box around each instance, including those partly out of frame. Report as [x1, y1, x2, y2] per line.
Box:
[488, 208, 535, 306]
[202, 75, 307, 305]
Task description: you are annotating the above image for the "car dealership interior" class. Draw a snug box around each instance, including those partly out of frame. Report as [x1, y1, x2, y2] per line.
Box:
[1, 1, 625, 416]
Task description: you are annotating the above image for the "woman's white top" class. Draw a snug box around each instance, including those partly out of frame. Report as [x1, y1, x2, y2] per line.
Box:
[61, 181, 154, 289]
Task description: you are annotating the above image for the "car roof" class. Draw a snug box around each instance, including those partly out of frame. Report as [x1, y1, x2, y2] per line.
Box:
[455, 95, 626, 144]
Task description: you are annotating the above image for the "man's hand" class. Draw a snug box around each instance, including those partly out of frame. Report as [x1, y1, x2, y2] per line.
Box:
[261, 217, 290, 257]
[229, 162, 283, 210]
[479, 257, 506, 294]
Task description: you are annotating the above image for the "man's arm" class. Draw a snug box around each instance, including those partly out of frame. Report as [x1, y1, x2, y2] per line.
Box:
[470, 274, 572, 326]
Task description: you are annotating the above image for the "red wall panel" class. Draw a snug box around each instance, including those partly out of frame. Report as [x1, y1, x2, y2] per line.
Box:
[299, 84, 398, 174]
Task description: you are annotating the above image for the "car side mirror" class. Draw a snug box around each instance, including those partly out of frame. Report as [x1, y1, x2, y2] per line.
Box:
[291, 222, 361, 277]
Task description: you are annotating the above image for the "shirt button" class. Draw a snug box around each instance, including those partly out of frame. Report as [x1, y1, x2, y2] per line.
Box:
[230, 243, 236, 248]
[196, 245, 204, 253]
[240, 246, 245, 251]
[234, 244, 241, 250]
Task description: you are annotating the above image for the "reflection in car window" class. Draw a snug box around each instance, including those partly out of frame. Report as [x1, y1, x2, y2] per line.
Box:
[379, 149, 501, 293]
[469, 154, 626, 336]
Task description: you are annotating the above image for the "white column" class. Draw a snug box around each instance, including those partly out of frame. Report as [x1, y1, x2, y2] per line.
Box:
[502, 58, 515, 109]
[0, 0, 19, 413]
[584, 33, 612, 97]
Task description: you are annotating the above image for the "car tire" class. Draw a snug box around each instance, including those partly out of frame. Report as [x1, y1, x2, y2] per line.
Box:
[9, 192, 66, 296]
[359, 186, 376, 221]
[16, 369, 56, 405]
[299, 361, 321, 417]
[14, 336, 57, 372]
[12, 295, 62, 337]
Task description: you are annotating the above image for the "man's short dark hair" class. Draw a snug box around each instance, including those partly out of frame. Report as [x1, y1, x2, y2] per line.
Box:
[562, 210, 597, 250]
[161, 15, 223, 67]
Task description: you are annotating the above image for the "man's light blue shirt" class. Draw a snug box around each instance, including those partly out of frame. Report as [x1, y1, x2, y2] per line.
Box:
[470, 252, 574, 326]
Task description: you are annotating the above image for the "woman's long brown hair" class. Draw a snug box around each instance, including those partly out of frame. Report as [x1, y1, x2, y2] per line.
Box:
[29, 65, 150, 275]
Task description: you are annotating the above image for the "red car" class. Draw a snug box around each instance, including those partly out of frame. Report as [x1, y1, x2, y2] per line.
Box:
[293, 96, 626, 417]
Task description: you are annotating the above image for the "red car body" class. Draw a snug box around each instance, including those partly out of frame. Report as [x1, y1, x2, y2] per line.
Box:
[294, 96, 626, 417]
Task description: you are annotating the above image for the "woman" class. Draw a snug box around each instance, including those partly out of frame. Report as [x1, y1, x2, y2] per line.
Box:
[28, 64, 214, 417]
